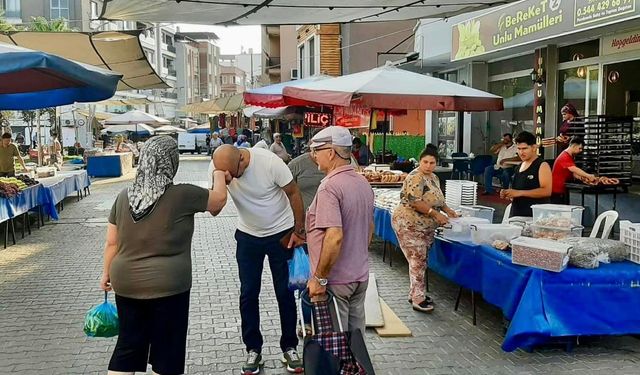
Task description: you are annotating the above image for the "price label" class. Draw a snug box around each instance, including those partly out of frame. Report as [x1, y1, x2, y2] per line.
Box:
[574, 0, 636, 27]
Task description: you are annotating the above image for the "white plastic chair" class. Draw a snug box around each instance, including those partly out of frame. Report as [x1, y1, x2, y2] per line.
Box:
[590, 210, 619, 239]
[501, 203, 512, 224]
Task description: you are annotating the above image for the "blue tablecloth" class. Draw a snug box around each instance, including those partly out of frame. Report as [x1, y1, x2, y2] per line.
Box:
[0, 184, 59, 222]
[39, 170, 89, 205]
[87, 153, 133, 177]
[429, 239, 640, 351]
[374, 207, 399, 247]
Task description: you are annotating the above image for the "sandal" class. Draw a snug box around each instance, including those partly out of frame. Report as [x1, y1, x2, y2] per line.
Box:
[412, 300, 435, 313]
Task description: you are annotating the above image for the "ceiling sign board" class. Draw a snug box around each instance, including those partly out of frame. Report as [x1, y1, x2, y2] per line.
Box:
[100, 0, 522, 25]
[452, 0, 640, 61]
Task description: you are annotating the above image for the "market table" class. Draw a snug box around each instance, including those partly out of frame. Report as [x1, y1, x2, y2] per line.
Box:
[565, 183, 626, 222]
[39, 170, 90, 212]
[429, 238, 640, 352]
[86, 152, 133, 177]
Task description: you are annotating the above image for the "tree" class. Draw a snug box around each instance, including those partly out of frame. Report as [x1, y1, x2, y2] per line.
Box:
[0, 11, 17, 32]
[26, 16, 76, 32]
[21, 111, 37, 147]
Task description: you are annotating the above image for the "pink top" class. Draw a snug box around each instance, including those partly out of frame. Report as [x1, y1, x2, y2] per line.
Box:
[306, 165, 375, 284]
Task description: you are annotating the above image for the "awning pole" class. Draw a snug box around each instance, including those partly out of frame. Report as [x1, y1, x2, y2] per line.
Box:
[37, 109, 42, 167]
[382, 110, 388, 163]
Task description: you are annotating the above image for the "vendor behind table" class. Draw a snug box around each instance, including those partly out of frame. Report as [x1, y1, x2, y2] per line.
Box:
[0, 132, 28, 177]
[551, 136, 597, 204]
[501, 131, 551, 217]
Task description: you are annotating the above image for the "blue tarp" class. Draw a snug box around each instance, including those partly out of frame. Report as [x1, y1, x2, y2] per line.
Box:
[373, 207, 399, 247]
[0, 184, 58, 222]
[0, 43, 121, 110]
[428, 238, 640, 352]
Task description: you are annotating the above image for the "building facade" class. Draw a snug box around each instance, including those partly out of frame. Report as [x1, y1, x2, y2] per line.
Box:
[261, 25, 297, 84]
[413, 0, 640, 163]
[220, 66, 246, 97]
[220, 51, 261, 89]
[296, 24, 341, 78]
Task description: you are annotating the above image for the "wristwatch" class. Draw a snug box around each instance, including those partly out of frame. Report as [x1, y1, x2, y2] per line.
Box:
[314, 275, 328, 286]
[295, 228, 306, 238]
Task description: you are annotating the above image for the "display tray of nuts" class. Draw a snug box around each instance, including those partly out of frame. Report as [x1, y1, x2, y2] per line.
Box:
[511, 236, 573, 272]
[530, 224, 584, 240]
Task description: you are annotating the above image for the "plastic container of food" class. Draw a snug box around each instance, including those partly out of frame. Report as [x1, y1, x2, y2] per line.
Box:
[470, 224, 522, 245]
[511, 236, 573, 272]
[530, 224, 583, 240]
[531, 204, 584, 227]
[457, 205, 495, 223]
[442, 217, 490, 242]
[507, 216, 534, 237]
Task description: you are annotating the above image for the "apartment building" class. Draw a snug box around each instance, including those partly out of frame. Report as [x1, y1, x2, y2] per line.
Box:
[296, 24, 341, 79]
[220, 51, 261, 89]
[262, 25, 297, 84]
[220, 66, 246, 97]
[176, 31, 221, 101]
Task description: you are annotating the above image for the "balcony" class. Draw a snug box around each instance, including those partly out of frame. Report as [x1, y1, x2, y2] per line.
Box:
[167, 44, 176, 53]
[266, 56, 281, 74]
[161, 91, 178, 99]
[265, 26, 280, 36]
[168, 68, 177, 77]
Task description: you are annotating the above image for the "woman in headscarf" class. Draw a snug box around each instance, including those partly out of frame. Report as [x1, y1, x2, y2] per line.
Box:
[100, 135, 230, 375]
[543, 103, 579, 149]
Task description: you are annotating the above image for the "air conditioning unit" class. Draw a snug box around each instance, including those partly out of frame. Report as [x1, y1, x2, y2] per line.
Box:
[63, 119, 74, 127]
[291, 68, 299, 80]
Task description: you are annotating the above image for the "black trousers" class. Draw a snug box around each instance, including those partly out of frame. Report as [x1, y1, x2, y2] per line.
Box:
[235, 228, 298, 353]
[109, 290, 190, 375]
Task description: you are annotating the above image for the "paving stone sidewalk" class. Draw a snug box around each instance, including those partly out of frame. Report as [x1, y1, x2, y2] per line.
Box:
[0, 158, 639, 374]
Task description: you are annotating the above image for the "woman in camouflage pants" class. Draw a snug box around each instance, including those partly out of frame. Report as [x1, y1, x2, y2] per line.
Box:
[391, 145, 458, 313]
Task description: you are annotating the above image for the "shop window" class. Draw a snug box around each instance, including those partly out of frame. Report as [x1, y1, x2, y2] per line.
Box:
[488, 54, 534, 76]
[558, 39, 599, 63]
[437, 112, 457, 159]
[488, 76, 534, 145]
[603, 61, 640, 155]
[50, 0, 69, 19]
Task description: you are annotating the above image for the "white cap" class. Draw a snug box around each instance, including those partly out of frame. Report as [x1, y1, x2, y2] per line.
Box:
[309, 126, 352, 148]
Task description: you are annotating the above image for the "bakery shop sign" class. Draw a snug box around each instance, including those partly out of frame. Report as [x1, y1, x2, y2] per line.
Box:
[304, 112, 332, 127]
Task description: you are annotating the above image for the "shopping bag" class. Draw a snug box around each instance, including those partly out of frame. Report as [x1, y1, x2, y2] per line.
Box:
[83, 291, 119, 338]
[299, 290, 375, 375]
[288, 246, 311, 291]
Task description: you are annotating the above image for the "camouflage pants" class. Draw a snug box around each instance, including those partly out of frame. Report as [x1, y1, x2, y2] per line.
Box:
[391, 215, 435, 305]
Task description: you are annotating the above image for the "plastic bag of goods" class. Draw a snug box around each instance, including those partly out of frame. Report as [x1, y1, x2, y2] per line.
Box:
[559, 237, 630, 267]
[288, 246, 311, 291]
[83, 291, 119, 338]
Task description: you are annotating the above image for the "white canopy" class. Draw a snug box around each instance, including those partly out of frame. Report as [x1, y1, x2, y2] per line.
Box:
[100, 0, 517, 25]
[104, 110, 170, 126]
[155, 125, 187, 133]
[101, 123, 156, 134]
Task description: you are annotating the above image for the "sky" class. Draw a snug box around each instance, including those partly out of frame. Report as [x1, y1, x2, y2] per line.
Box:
[176, 24, 262, 55]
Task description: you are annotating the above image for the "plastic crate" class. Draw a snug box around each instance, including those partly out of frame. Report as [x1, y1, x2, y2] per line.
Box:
[458, 205, 495, 223]
[511, 236, 572, 272]
[530, 224, 583, 240]
[620, 220, 640, 264]
[532, 204, 584, 227]
[470, 224, 522, 245]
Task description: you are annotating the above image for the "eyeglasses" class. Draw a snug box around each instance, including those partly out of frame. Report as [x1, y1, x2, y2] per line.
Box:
[311, 146, 332, 156]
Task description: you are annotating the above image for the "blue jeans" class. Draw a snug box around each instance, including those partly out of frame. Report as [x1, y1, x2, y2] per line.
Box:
[235, 229, 298, 353]
[484, 165, 514, 193]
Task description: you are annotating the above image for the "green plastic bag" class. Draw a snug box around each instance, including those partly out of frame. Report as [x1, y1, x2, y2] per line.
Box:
[84, 291, 119, 337]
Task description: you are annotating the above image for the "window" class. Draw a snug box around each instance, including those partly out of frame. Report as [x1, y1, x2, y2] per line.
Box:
[488, 76, 535, 141]
[309, 37, 315, 76]
[2, 0, 20, 19]
[559, 39, 599, 63]
[50, 0, 69, 19]
[90, 1, 98, 19]
[163, 32, 173, 46]
[143, 48, 154, 63]
[488, 54, 534, 76]
[298, 45, 305, 78]
[162, 55, 174, 69]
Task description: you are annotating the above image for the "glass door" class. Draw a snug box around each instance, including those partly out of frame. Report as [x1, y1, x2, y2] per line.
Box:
[585, 66, 600, 116]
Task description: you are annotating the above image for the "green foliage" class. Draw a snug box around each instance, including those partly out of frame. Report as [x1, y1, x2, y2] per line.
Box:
[25, 16, 75, 32]
[0, 10, 17, 32]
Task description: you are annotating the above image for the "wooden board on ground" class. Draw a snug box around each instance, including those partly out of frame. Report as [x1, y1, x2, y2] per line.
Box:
[375, 298, 412, 337]
[365, 273, 384, 327]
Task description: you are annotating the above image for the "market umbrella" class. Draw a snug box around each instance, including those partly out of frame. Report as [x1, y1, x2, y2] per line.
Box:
[0, 42, 122, 110]
[243, 75, 331, 108]
[101, 123, 155, 135]
[283, 64, 503, 111]
[182, 94, 244, 114]
[187, 123, 211, 134]
[283, 64, 503, 161]
[104, 109, 170, 126]
[155, 125, 186, 133]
